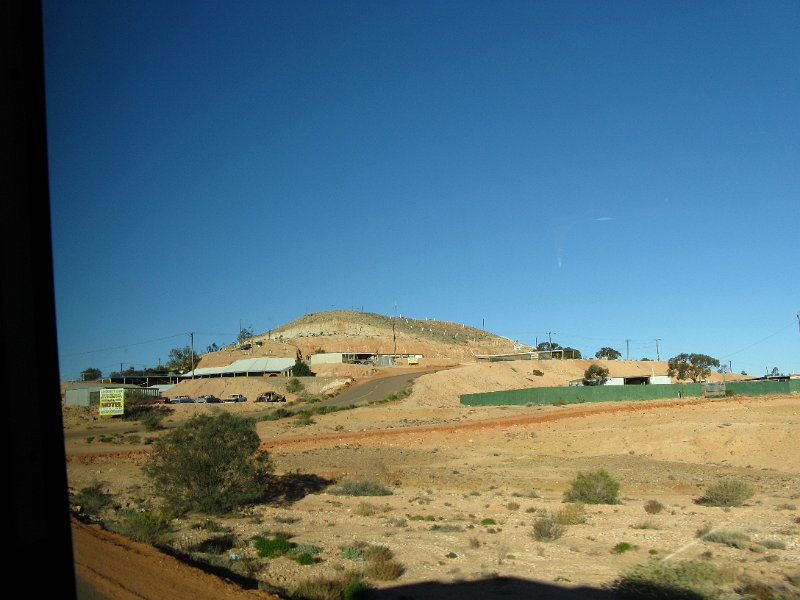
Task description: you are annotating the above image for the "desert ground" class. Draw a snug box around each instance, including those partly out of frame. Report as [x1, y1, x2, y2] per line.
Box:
[64, 361, 800, 599]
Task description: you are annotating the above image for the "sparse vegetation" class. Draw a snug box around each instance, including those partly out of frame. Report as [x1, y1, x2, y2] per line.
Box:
[563, 469, 620, 504]
[73, 481, 113, 517]
[611, 559, 732, 599]
[697, 479, 755, 507]
[330, 479, 392, 496]
[111, 508, 173, 544]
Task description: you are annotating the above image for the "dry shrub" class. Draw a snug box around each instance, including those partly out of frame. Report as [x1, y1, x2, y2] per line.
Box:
[532, 512, 566, 542]
[363, 554, 405, 581]
[644, 500, 665, 514]
[555, 503, 586, 525]
[697, 479, 754, 507]
[294, 571, 363, 600]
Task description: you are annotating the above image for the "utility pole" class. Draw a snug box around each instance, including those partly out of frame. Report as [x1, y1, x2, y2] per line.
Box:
[189, 332, 195, 379]
[626, 339, 630, 360]
[655, 339, 661, 361]
[547, 331, 555, 351]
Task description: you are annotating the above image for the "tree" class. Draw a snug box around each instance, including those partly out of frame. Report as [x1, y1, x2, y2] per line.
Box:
[292, 359, 314, 377]
[595, 347, 621, 360]
[237, 325, 254, 343]
[537, 341, 561, 351]
[166, 345, 194, 372]
[144, 413, 271, 515]
[667, 353, 720, 382]
[562, 347, 582, 359]
[583, 364, 609, 386]
[81, 367, 102, 381]
[769, 367, 782, 377]
[206, 342, 220, 353]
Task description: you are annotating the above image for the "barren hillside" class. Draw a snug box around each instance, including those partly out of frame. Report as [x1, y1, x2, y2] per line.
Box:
[197, 310, 534, 368]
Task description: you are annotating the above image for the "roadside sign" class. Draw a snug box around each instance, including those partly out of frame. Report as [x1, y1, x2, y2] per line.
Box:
[99, 388, 125, 416]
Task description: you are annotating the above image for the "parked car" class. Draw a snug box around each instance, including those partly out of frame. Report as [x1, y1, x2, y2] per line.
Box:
[224, 393, 247, 403]
[197, 394, 221, 403]
[255, 391, 286, 403]
[152, 396, 171, 404]
[173, 395, 194, 403]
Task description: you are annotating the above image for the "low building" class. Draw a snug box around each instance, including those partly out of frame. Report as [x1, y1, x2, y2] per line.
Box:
[179, 357, 296, 379]
[570, 374, 672, 387]
[64, 382, 155, 407]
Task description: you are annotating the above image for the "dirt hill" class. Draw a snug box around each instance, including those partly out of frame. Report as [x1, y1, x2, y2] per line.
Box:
[197, 310, 534, 368]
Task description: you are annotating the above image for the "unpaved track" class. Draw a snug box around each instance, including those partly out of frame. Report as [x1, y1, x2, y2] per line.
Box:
[71, 517, 279, 600]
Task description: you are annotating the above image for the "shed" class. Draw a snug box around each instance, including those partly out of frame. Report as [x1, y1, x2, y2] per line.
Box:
[64, 383, 150, 407]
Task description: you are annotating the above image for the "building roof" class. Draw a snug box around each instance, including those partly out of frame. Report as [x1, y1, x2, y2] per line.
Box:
[181, 357, 296, 378]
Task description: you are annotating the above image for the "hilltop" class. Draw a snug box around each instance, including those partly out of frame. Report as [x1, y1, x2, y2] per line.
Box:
[197, 310, 533, 368]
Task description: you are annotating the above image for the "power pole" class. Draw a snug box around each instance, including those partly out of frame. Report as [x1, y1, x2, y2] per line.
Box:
[547, 331, 555, 351]
[626, 339, 630, 360]
[189, 332, 195, 379]
[655, 339, 661, 361]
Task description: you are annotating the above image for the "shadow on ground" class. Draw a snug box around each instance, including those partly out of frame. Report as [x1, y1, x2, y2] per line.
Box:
[262, 472, 334, 505]
[364, 576, 623, 599]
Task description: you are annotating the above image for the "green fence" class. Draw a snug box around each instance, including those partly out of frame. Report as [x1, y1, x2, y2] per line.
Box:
[460, 379, 799, 407]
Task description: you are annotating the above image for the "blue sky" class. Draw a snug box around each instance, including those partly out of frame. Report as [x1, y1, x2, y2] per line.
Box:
[42, 1, 799, 380]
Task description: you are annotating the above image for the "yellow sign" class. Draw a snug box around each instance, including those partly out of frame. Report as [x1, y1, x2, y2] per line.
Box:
[99, 388, 125, 416]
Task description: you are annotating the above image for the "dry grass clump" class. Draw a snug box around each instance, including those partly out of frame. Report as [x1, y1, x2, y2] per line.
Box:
[330, 479, 393, 496]
[610, 559, 733, 599]
[701, 529, 750, 549]
[532, 511, 566, 542]
[555, 503, 586, 525]
[293, 571, 364, 600]
[362, 545, 405, 580]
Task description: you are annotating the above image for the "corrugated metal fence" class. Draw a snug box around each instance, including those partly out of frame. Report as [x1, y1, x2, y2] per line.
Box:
[460, 379, 800, 406]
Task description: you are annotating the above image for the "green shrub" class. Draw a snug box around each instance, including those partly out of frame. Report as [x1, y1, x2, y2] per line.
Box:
[294, 411, 315, 427]
[343, 580, 372, 600]
[330, 479, 392, 496]
[253, 534, 294, 558]
[611, 560, 731, 599]
[73, 481, 113, 517]
[480, 518, 496, 526]
[143, 413, 271, 515]
[612, 542, 636, 554]
[113, 509, 172, 544]
[697, 479, 754, 507]
[287, 378, 304, 393]
[295, 552, 316, 565]
[139, 410, 167, 432]
[532, 512, 566, 542]
[563, 469, 620, 504]
[340, 545, 364, 560]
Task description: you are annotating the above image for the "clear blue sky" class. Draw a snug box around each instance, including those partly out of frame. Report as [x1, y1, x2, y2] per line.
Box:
[42, 1, 799, 380]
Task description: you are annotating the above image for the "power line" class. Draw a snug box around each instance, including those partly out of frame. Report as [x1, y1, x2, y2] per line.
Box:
[719, 320, 797, 359]
[61, 333, 187, 357]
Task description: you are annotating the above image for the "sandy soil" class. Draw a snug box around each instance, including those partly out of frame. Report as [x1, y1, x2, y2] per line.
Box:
[63, 362, 800, 599]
